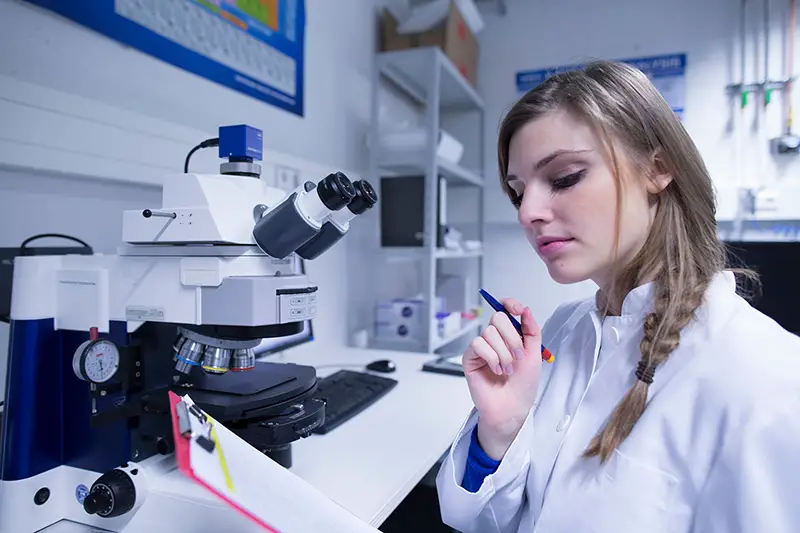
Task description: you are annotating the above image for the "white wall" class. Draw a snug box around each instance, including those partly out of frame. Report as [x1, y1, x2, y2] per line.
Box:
[0, 0, 417, 396]
[469, 0, 800, 322]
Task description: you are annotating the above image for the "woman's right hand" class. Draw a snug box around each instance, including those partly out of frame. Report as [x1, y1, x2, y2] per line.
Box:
[462, 300, 543, 460]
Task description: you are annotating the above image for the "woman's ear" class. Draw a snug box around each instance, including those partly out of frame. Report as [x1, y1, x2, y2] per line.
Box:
[646, 149, 673, 194]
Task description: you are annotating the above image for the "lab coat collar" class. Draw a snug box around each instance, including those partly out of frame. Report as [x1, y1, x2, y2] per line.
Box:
[589, 270, 737, 320]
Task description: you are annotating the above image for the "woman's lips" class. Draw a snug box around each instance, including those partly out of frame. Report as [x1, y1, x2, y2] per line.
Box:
[537, 238, 574, 257]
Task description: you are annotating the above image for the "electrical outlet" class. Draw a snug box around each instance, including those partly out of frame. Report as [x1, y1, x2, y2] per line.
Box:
[275, 165, 299, 191]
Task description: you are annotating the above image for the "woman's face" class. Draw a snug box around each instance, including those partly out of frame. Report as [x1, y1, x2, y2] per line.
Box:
[506, 107, 660, 288]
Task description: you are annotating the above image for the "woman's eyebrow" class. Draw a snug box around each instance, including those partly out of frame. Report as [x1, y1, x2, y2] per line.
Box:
[533, 149, 593, 171]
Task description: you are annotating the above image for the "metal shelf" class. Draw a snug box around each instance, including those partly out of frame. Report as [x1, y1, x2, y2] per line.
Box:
[378, 151, 483, 187]
[377, 47, 484, 111]
[371, 319, 482, 354]
[365, 46, 486, 354]
[431, 319, 482, 351]
[435, 248, 483, 259]
[380, 247, 484, 259]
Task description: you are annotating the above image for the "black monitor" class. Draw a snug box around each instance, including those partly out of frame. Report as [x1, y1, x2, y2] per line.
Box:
[254, 256, 315, 357]
[724, 241, 800, 335]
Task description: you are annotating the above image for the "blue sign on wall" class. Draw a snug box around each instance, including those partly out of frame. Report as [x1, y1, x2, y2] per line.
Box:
[24, 0, 306, 117]
[516, 53, 687, 118]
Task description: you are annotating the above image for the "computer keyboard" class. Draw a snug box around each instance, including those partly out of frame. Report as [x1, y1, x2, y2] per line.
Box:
[311, 369, 398, 434]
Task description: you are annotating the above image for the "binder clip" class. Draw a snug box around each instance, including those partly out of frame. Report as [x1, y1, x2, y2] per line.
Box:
[175, 397, 216, 453]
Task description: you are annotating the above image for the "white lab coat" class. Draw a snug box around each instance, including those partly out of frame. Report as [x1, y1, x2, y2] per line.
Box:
[437, 270, 800, 533]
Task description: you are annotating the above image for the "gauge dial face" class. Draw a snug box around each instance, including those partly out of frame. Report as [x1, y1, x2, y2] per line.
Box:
[79, 340, 120, 384]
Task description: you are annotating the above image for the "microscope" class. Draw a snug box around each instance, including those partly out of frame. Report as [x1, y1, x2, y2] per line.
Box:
[0, 125, 377, 533]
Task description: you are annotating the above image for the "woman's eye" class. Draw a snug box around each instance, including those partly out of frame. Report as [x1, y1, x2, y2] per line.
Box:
[511, 191, 524, 207]
[552, 169, 586, 191]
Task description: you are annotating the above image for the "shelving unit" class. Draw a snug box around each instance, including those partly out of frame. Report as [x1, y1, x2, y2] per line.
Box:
[368, 47, 486, 354]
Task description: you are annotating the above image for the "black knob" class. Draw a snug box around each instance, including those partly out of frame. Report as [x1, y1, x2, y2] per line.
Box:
[83, 468, 136, 518]
[316, 172, 356, 211]
[156, 437, 174, 455]
[142, 209, 153, 218]
[347, 180, 379, 215]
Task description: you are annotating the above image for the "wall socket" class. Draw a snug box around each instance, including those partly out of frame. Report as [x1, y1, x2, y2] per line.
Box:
[275, 164, 299, 191]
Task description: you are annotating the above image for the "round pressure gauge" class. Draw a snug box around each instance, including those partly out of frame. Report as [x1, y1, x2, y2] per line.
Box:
[72, 339, 121, 384]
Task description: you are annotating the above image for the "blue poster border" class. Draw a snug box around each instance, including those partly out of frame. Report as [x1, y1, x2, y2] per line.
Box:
[515, 53, 686, 117]
[23, 0, 306, 117]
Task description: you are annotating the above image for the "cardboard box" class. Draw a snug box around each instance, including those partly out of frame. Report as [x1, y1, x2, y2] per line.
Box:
[380, 1, 478, 87]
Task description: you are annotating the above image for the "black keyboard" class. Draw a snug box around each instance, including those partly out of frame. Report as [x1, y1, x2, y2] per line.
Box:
[311, 370, 398, 434]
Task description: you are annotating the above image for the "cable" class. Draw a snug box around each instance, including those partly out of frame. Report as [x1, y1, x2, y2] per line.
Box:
[20, 233, 91, 250]
[184, 137, 219, 173]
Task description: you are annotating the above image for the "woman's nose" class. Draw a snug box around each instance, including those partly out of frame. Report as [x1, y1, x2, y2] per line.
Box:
[517, 191, 553, 227]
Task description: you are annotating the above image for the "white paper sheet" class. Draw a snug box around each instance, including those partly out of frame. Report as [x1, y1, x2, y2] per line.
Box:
[180, 395, 380, 533]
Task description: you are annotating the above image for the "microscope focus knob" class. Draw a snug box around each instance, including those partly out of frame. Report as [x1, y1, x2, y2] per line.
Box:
[83, 468, 136, 518]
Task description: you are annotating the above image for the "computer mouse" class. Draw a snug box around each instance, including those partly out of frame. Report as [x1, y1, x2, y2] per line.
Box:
[366, 359, 396, 373]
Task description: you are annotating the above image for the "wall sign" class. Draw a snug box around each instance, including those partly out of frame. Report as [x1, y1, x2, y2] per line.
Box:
[24, 0, 306, 117]
[515, 53, 687, 119]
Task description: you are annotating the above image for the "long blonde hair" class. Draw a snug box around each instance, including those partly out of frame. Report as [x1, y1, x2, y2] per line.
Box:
[497, 60, 727, 463]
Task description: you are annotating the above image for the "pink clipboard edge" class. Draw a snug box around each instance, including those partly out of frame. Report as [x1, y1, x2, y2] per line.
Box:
[168, 390, 282, 533]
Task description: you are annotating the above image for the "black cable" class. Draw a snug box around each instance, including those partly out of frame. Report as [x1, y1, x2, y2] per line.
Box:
[20, 233, 91, 250]
[184, 137, 219, 173]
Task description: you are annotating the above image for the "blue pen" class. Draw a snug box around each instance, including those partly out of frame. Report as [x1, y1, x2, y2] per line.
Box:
[479, 289, 555, 363]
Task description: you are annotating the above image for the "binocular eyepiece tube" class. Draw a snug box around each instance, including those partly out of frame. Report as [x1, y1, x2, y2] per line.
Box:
[295, 179, 378, 260]
[253, 171, 369, 260]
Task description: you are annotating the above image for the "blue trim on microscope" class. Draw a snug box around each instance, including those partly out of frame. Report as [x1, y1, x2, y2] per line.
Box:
[1, 318, 62, 480]
[1, 319, 132, 481]
[175, 354, 201, 366]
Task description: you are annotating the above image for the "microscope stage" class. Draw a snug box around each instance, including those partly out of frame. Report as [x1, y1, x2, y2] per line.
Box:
[173, 361, 318, 422]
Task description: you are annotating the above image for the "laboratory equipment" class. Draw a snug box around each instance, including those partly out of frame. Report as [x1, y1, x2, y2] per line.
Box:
[253, 255, 315, 357]
[725, 240, 800, 335]
[0, 234, 93, 323]
[310, 370, 398, 435]
[296, 179, 378, 260]
[0, 124, 376, 533]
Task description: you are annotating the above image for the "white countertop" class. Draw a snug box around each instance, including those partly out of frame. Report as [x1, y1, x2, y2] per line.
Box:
[273, 344, 474, 527]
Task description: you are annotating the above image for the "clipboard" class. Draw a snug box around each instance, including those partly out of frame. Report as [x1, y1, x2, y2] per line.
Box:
[168, 391, 379, 533]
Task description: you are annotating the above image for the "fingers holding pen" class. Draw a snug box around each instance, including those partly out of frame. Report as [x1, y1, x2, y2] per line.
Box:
[501, 298, 526, 316]
[520, 306, 542, 353]
[464, 336, 501, 375]
[489, 311, 525, 361]
[482, 324, 515, 375]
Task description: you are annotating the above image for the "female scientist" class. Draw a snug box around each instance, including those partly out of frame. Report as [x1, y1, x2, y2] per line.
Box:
[436, 60, 800, 533]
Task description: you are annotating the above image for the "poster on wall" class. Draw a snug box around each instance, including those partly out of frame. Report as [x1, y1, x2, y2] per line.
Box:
[515, 53, 686, 119]
[23, 0, 306, 117]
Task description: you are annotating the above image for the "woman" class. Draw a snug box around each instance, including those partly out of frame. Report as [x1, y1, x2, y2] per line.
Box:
[436, 60, 800, 533]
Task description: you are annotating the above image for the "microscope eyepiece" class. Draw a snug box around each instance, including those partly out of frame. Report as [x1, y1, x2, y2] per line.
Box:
[316, 172, 356, 211]
[253, 171, 359, 259]
[348, 180, 379, 215]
